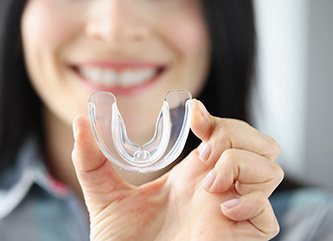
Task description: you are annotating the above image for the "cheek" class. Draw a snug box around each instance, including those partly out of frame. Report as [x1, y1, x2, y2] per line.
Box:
[160, 8, 210, 59]
[174, 24, 208, 55]
[21, 1, 86, 124]
[21, 1, 77, 57]
[160, 9, 210, 95]
[21, 1, 81, 92]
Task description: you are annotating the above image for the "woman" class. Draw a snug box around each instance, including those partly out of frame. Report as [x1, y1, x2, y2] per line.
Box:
[0, 0, 327, 241]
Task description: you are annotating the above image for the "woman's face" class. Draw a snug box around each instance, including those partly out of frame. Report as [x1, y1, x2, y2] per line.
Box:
[21, 0, 210, 144]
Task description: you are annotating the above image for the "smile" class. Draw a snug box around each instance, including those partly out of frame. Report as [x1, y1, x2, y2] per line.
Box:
[79, 67, 158, 86]
[71, 63, 166, 93]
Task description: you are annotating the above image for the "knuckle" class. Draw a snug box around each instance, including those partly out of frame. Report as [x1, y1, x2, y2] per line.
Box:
[217, 149, 238, 178]
[257, 191, 267, 201]
[267, 218, 281, 239]
[275, 164, 285, 183]
[217, 137, 232, 152]
[273, 222, 281, 237]
[216, 119, 231, 137]
[211, 118, 233, 151]
[258, 197, 281, 239]
[218, 118, 248, 133]
[265, 136, 281, 160]
[237, 119, 251, 128]
[217, 118, 231, 130]
[249, 192, 281, 239]
[270, 162, 285, 185]
[221, 148, 237, 164]
[252, 191, 267, 206]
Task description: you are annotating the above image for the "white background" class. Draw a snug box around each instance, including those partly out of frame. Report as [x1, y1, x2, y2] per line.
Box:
[254, 0, 333, 189]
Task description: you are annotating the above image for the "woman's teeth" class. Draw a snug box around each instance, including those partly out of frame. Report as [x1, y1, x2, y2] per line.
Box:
[79, 67, 157, 87]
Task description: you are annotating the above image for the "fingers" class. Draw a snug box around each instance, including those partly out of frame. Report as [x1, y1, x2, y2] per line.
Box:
[191, 99, 216, 142]
[221, 192, 280, 240]
[192, 99, 283, 195]
[72, 115, 130, 203]
[191, 99, 281, 165]
[202, 149, 284, 197]
[187, 100, 281, 240]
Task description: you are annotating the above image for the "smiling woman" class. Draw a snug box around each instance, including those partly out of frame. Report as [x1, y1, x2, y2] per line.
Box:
[21, 0, 209, 145]
[1, 0, 331, 241]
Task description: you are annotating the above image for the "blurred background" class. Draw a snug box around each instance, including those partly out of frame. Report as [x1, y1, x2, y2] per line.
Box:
[254, 0, 333, 190]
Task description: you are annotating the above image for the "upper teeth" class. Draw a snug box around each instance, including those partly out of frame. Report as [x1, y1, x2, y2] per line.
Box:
[79, 67, 157, 87]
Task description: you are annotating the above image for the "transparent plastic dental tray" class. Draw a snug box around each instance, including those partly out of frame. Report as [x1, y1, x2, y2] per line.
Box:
[88, 89, 192, 173]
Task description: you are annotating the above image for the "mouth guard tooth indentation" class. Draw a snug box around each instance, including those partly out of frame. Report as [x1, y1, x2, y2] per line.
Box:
[88, 89, 192, 173]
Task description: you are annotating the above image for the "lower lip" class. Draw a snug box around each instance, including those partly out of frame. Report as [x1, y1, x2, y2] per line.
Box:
[71, 67, 164, 95]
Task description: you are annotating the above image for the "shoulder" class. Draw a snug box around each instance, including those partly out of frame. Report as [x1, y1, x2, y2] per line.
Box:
[271, 188, 333, 241]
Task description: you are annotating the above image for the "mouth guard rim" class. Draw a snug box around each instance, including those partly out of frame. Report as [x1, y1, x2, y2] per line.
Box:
[88, 89, 192, 173]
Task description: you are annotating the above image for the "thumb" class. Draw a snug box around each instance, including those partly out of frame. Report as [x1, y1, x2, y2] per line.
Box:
[190, 99, 215, 142]
[168, 100, 216, 185]
[72, 115, 130, 204]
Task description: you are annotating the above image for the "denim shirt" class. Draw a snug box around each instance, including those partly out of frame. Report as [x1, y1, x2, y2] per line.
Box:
[0, 138, 89, 241]
[1, 138, 333, 241]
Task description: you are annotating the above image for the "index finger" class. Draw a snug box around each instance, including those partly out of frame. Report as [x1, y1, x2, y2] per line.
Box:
[191, 99, 280, 163]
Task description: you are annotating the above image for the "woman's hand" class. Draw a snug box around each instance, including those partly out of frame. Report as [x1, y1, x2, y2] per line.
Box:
[72, 99, 283, 241]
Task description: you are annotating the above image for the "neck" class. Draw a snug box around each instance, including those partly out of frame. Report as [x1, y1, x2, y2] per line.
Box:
[42, 108, 84, 201]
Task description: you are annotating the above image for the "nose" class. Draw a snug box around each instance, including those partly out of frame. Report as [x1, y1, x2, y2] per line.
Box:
[85, 0, 149, 43]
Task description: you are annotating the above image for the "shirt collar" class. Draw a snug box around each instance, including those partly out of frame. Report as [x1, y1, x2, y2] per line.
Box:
[0, 137, 69, 219]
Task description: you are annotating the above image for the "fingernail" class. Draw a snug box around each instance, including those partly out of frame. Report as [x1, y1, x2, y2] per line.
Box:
[198, 100, 210, 120]
[202, 170, 216, 190]
[222, 198, 240, 209]
[199, 142, 211, 162]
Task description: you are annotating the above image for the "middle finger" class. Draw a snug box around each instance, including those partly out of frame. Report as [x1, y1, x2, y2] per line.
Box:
[202, 148, 284, 197]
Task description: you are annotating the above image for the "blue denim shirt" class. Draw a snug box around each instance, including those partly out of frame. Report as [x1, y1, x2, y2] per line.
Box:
[1, 138, 333, 241]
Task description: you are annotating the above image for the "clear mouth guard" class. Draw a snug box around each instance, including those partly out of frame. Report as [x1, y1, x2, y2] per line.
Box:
[88, 89, 192, 173]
